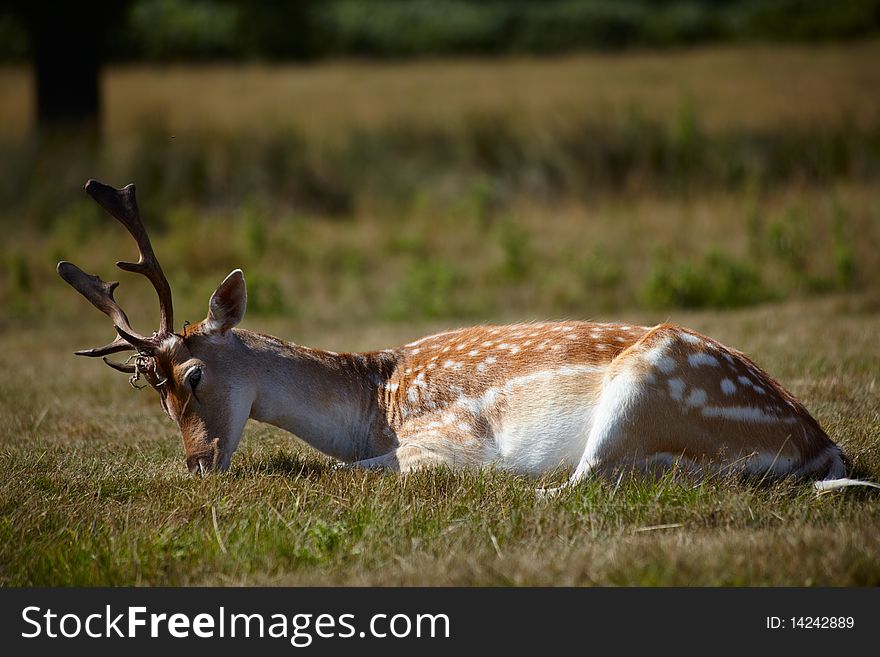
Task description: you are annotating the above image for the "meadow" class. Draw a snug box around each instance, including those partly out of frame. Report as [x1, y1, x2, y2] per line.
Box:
[1, 41, 879, 586]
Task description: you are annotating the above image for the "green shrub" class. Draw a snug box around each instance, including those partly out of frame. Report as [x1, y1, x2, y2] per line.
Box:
[4, 253, 33, 316]
[580, 247, 624, 291]
[831, 203, 859, 290]
[242, 203, 269, 258]
[496, 215, 530, 282]
[386, 258, 469, 319]
[766, 207, 808, 274]
[642, 249, 773, 309]
[247, 272, 286, 315]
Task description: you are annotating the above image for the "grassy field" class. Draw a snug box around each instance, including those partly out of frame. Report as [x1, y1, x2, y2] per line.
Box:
[2, 41, 880, 586]
[4, 41, 880, 137]
[1, 296, 879, 586]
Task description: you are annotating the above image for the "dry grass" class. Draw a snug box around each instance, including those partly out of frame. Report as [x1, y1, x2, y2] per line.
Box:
[2, 42, 880, 586]
[1, 295, 878, 586]
[3, 40, 880, 138]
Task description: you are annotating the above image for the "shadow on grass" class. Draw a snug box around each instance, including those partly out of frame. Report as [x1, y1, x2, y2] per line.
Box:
[230, 450, 332, 480]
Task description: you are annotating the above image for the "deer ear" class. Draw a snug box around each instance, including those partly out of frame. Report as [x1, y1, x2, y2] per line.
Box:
[205, 269, 247, 334]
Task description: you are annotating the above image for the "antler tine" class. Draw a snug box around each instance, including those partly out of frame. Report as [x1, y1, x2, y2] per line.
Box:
[57, 261, 154, 353]
[84, 179, 174, 335]
[102, 357, 137, 374]
[74, 335, 136, 358]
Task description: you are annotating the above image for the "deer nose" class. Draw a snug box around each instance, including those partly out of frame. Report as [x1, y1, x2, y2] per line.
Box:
[186, 454, 212, 475]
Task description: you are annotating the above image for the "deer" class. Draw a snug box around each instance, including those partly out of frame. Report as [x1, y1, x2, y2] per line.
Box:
[58, 180, 875, 492]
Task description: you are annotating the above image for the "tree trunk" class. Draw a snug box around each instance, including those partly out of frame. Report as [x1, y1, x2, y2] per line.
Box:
[22, 1, 125, 138]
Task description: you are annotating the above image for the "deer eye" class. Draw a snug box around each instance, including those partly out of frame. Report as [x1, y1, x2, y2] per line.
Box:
[186, 367, 202, 390]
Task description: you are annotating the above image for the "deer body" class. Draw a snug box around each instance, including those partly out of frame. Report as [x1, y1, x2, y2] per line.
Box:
[213, 321, 845, 483]
[59, 180, 859, 488]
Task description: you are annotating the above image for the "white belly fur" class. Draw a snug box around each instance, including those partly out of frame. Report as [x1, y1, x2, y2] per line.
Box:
[487, 375, 598, 476]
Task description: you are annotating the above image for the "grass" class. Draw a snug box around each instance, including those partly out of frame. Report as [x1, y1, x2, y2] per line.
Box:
[4, 40, 880, 138]
[2, 41, 880, 586]
[1, 295, 879, 586]
[3, 181, 877, 327]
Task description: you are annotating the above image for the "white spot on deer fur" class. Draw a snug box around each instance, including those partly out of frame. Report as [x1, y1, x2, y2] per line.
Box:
[565, 334, 578, 340]
[562, 326, 574, 332]
[668, 378, 685, 401]
[685, 388, 708, 408]
[498, 343, 510, 349]
[385, 382, 399, 392]
[485, 355, 497, 365]
[411, 348, 420, 355]
[452, 362, 463, 372]
[482, 341, 494, 347]
[680, 332, 701, 344]
[408, 387, 419, 403]
[753, 385, 766, 395]
[722, 353, 735, 364]
[688, 353, 720, 367]
[510, 346, 520, 355]
[405, 368, 412, 375]
[523, 340, 532, 346]
[615, 336, 626, 342]
[468, 350, 479, 357]
[414, 373, 427, 387]
[442, 346, 450, 353]
[656, 356, 676, 373]
[644, 342, 676, 374]
[720, 378, 736, 395]
[444, 360, 456, 368]
[476, 363, 486, 373]
[701, 405, 793, 423]
[737, 375, 752, 386]
[456, 344, 466, 351]
[427, 362, 436, 370]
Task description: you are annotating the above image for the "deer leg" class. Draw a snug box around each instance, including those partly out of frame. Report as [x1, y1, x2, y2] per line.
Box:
[349, 421, 485, 473]
[568, 362, 652, 485]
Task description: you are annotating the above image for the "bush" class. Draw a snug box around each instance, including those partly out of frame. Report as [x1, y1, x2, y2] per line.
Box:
[642, 249, 773, 309]
[386, 258, 470, 319]
[247, 272, 286, 315]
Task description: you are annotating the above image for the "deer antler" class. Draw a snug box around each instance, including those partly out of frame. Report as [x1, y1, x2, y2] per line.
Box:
[85, 180, 174, 335]
[57, 180, 175, 360]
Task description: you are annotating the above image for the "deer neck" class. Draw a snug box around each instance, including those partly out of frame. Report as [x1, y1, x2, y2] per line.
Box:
[237, 329, 396, 462]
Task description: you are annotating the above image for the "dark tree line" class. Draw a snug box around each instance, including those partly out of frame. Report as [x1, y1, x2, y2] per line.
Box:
[5, 0, 880, 135]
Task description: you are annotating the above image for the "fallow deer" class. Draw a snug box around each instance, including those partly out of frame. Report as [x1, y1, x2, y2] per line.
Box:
[58, 180, 874, 492]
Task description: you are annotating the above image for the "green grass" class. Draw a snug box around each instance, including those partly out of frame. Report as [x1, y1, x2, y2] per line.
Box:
[1, 295, 878, 586]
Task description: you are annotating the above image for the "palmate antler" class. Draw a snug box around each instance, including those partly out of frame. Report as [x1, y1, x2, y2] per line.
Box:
[57, 180, 175, 373]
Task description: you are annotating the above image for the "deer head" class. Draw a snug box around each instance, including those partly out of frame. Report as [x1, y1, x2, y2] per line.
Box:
[58, 180, 253, 474]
